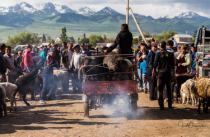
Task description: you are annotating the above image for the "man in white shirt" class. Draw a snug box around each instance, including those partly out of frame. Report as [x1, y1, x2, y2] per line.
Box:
[70, 44, 82, 93]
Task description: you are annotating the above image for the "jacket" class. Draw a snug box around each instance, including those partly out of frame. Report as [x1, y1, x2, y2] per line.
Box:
[154, 51, 175, 77]
[146, 51, 156, 71]
[107, 30, 133, 54]
[0, 52, 6, 74]
[22, 49, 34, 70]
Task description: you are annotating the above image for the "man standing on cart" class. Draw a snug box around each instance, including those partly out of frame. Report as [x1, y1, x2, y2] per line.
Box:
[105, 24, 133, 55]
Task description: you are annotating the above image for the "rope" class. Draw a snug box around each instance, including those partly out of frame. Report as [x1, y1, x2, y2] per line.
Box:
[81, 54, 135, 59]
[84, 64, 109, 73]
[83, 71, 135, 77]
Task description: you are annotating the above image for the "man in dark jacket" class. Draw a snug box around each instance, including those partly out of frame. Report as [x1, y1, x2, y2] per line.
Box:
[0, 44, 6, 82]
[153, 41, 175, 110]
[106, 24, 133, 54]
[147, 42, 158, 100]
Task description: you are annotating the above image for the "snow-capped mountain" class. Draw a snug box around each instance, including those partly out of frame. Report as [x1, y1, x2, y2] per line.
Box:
[8, 2, 37, 14]
[94, 7, 121, 16]
[78, 7, 95, 16]
[0, 7, 9, 14]
[37, 2, 76, 15]
[176, 11, 200, 19]
[41, 2, 58, 15]
[55, 4, 76, 14]
[0, 2, 209, 34]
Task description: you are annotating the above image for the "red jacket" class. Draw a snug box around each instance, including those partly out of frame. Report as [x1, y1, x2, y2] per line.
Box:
[21, 49, 34, 69]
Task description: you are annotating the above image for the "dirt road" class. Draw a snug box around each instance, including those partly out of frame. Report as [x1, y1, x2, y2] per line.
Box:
[0, 93, 210, 137]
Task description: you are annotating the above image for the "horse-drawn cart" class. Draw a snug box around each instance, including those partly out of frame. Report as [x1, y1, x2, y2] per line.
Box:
[80, 54, 138, 117]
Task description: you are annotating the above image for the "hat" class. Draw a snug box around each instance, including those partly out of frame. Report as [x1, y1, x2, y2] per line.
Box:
[73, 44, 80, 49]
[0, 43, 6, 49]
[27, 44, 32, 49]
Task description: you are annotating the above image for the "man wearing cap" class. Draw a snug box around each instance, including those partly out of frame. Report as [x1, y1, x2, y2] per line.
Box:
[147, 42, 158, 100]
[0, 43, 6, 82]
[153, 41, 175, 110]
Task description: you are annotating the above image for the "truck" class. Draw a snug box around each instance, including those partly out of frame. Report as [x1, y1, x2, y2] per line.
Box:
[195, 26, 210, 78]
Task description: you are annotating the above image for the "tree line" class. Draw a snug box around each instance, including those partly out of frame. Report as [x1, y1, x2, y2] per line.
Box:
[6, 27, 178, 47]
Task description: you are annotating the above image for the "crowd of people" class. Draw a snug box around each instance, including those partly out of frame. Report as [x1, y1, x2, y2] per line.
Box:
[136, 39, 198, 109]
[0, 42, 93, 104]
[0, 23, 200, 109]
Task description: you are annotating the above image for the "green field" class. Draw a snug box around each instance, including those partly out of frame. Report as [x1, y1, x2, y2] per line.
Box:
[0, 19, 143, 42]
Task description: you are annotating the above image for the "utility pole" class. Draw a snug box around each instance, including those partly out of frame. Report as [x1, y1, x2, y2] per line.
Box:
[130, 8, 148, 44]
[125, 0, 148, 44]
[126, 0, 129, 24]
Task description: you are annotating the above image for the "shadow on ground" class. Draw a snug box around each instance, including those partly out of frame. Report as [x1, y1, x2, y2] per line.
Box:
[90, 106, 210, 120]
[0, 94, 117, 135]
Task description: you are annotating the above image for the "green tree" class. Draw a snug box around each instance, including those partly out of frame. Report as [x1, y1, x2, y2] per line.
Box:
[133, 38, 139, 45]
[155, 31, 177, 41]
[47, 36, 55, 44]
[60, 27, 68, 43]
[7, 32, 40, 46]
[88, 35, 104, 47]
[42, 34, 47, 43]
[79, 33, 89, 44]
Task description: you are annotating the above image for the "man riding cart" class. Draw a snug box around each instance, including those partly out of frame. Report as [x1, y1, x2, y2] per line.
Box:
[81, 24, 138, 117]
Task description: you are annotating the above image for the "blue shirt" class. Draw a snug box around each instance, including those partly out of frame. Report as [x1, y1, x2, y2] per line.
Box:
[140, 59, 147, 75]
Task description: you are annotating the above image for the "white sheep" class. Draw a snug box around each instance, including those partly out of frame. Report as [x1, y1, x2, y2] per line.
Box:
[0, 82, 18, 111]
[180, 79, 197, 106]
[53, 69, 69, 93]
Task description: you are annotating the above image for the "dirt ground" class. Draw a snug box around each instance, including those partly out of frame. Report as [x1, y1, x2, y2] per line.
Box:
[0, 93, 210, 137]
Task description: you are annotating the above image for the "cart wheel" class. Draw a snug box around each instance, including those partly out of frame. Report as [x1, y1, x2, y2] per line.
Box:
[130, 93, 138, 112]
[131, 100, 137, 112]
[84, 95, 89, 117]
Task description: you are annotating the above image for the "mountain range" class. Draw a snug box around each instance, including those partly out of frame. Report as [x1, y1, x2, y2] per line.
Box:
[0, 2, 210, 40]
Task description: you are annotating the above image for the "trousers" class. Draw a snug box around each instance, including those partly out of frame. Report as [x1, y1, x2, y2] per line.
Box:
[157, 74, 172, 108]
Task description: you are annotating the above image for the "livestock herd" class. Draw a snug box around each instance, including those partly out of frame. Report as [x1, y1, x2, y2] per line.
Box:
[180, 77, 210, 113]
[0, 67, 69, 118]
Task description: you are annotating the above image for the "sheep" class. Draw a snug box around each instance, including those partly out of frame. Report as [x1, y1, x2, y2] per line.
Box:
[0, 82, 18, 112]
[194, 78, 210, 113]
[180, 79, 197, 106]
[53, 69, 69, 93]
[0, 85, 7, 117]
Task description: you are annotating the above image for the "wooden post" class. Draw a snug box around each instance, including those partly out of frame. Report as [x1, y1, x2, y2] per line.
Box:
[130, 8, 148, 44]
[126, 0, 129, 24]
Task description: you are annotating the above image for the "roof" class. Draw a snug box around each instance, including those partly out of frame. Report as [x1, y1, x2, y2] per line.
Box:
[173, 34, 193, 38]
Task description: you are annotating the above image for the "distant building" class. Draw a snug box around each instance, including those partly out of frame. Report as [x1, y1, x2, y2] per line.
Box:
[173, 34, 193, 45]
[68, 37, 75, 43]
[55, 37, 75, 44]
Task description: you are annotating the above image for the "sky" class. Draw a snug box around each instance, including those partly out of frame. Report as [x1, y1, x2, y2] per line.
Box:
[0, 0, 209, 18]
